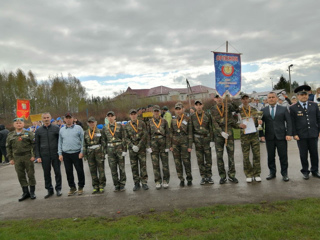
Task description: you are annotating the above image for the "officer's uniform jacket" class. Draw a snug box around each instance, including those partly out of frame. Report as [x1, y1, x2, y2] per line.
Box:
[6, 130, 35, 159]
[289, 101, 320, 139]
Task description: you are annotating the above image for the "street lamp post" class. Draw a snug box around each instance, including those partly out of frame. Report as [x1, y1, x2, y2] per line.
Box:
[288, 64, 293, 94]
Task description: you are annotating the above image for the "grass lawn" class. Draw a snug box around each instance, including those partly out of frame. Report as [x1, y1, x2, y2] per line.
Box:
[1, 198, 320, 240]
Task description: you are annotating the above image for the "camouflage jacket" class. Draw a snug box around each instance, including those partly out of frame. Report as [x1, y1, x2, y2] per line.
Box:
[148, 117, 170, 149]
[211, 102, 239, 136]
[170, 114, 193, 148]
[124, 120, 148, 150]
[189, 111, 214, 141]
[101, 122, 127, 154]
[237, 105, 259, 135]
[83, 127, 105, 157]
[6, 130, 35, 159]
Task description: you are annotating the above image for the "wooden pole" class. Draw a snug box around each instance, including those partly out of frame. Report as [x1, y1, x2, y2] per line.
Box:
[225, 41, 228, 144]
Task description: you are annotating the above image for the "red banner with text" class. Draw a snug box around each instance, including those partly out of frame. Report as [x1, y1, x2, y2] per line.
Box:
[16, 99, 30, 119]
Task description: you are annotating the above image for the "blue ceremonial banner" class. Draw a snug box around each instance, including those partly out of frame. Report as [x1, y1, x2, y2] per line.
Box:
[213, 52, 241, 97]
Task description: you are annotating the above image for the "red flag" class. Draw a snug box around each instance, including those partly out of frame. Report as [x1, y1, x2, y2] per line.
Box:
[16, 99, 30, 119]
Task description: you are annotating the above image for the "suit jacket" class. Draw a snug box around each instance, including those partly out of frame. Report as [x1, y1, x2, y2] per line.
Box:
[261, 105, 292, 140]
[289, 101, 320, 139]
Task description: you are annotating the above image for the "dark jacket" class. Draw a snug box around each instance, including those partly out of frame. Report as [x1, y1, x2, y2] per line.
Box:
[261, 105, 292, 140]
[0, 125, 9, 147]
[289, 101, 320, 139]
[35, 124, 60, 159]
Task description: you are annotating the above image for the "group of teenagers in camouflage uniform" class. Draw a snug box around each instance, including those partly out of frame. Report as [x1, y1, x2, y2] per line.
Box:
[6, 85, 320, 201]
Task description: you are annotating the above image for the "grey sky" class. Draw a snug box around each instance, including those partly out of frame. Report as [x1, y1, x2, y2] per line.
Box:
[1, 0, 319, 97]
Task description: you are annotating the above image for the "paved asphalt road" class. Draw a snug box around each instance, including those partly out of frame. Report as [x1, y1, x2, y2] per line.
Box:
[0, 140, 319, 220]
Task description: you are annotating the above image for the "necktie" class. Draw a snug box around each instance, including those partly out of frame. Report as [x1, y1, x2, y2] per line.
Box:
[303, 103, 307, 110]
[271, 106, 275, 119]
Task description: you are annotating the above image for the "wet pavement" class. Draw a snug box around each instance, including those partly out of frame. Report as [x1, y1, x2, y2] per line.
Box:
[0, 140, 319, 220]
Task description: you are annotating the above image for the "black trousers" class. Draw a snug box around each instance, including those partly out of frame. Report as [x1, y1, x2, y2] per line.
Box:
[41, 156, 62, 191]
[297, 138, 319, 174]
[62, 152, 85, 189]
[266, 138, 288, 176]
[0, 146, 8, 163]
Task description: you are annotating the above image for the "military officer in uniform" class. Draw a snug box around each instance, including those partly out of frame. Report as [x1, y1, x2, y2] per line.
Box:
[212, 95, 240, 184]
[101, 111, 127, 191]
[170, 102, 193, 187]
[148, 105, 170, 190]
[6, 118, 36, 201]
[238, 94, 261, 183]
[124, 109, 149, 191]
[83, 117, 106, 194]
[290, 85, 320, 179]
[190, 99, 214, 185]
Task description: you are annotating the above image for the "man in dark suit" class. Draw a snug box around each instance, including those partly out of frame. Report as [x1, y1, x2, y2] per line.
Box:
[35, 112, 62, 198]
[290, 85, 320, 180]
[260, 92, 292, 181]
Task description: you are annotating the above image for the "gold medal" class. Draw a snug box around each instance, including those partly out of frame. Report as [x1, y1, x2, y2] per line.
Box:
[88, 126, 96, 144]
[108, 123, 117, 140]
[200, 127, 203, 130]
[220, 118, 224, 123]
[136, 134, 139, 137]
[196, 112, 204, 129]
[153, 118, 162, 133]
[177, 129, 180, 133]
[176, 114, 184, 134]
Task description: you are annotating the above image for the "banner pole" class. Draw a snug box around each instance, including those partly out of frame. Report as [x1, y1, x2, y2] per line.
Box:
[225, 92, 228, 145]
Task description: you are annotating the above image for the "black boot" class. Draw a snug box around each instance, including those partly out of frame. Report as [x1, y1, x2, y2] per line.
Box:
[44, 189, 54, 199]
[30, 186, 36, 200]
[19, 186, 30, 202]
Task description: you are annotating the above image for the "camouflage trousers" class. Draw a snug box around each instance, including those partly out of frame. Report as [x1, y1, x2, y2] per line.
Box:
[194, 136, 212, 178]
[129, 149, 148, 184]
[240, 132, 261, 177]
[172, 136, 192, 181]
[87, 148, 106, 189]
[107, 145, 126, 187]
[150, 138, 170, 183]
[215, 130, 235, 178]
[13, 154, 36, 187]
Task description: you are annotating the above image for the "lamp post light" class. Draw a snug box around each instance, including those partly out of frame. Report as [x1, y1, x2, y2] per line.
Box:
[288, 64, 293, 94]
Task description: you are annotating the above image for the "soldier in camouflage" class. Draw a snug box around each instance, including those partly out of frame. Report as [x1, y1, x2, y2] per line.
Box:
[83, 116, 106, 194]
[101, 111, 127, 192]
[124, 109, 149, 191]
[170, 102, 193, 187]
[148, 105, 171, 190]
[238, 94, 261, 183]
[6, 118, 36, 201]
[212, 95, 240, 184]
[190, 99, 214, 185]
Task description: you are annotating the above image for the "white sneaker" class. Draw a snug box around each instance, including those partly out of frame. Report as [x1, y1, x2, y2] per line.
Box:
[255, 176, 262, 182]
[246, 177, 253, 183]
[163, 181, 169, 189]
[155, 182, 161, 190]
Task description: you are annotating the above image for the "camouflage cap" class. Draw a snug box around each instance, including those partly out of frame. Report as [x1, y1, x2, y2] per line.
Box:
[153, 105, 160, 111]
[107, 111, 115, 116]
[162, 106, 169, 110]
[175, 102, 183, 109]
[129, 109, 137, 114]
[87, 116, 96, 122]
[194, 99, 202, 105]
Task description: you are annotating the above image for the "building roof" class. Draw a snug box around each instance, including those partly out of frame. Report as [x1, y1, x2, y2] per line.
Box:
[124, 85, 215, 98]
